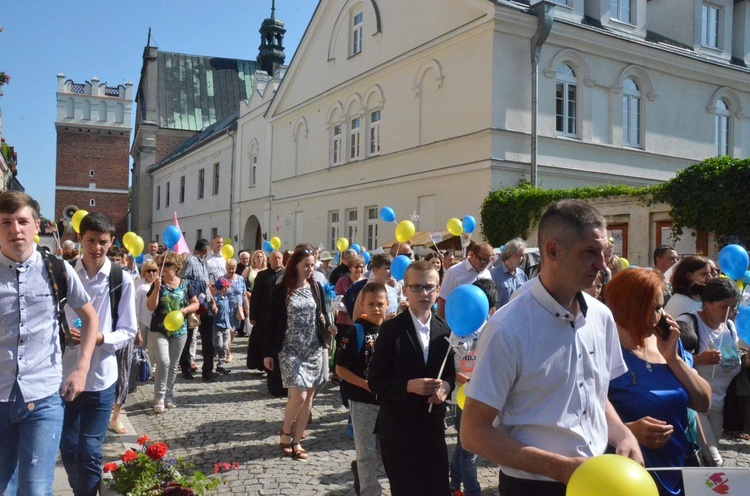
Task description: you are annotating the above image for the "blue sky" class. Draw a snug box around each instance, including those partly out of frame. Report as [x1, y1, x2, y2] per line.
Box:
[1, 0, 318, 220]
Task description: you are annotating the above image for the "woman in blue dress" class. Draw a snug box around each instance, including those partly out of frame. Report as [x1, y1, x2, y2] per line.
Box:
[606, 268, 711, 496]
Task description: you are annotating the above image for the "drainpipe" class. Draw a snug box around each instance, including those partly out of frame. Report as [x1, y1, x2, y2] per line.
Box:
[530, 1, 555, 188]
[227, 128, 236, 244]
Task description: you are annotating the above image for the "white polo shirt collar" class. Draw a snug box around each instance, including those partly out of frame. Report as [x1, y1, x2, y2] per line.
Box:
[531, 277, 588, 324]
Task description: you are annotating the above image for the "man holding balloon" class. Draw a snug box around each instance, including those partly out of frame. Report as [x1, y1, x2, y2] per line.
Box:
[461, 200, 643, 495]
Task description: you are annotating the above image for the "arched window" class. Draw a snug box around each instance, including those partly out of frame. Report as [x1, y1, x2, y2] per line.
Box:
[622, 78, 641, 147]
[556, 64, 577, 137]
[715, 98, 731, 156]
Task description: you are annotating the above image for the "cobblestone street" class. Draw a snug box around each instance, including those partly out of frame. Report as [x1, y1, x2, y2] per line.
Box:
[81, 335, 750, 495]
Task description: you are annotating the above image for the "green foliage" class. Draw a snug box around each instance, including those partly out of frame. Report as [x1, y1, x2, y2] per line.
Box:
[652, 156, 750, 244]
[480, 182, 655, 246]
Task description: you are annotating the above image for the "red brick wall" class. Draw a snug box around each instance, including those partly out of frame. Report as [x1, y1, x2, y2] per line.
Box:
[55, 127, 130, 237]
[155, 130, 196, 163]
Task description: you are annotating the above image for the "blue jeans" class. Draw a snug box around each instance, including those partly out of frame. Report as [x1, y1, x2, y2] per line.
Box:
[0, 383, 64, 496]
[450, 405, 480, 496]
[60, 383, 115, 496]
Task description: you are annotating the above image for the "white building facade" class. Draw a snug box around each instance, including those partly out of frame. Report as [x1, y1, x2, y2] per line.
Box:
[147, 0, 750, 258]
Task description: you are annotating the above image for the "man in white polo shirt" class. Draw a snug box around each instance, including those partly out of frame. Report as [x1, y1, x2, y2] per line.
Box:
[461, 200, 642, 496]
[436, 242, 493, 319]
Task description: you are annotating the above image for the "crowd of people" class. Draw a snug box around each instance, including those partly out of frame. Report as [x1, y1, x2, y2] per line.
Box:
[2, 189, 750, 496]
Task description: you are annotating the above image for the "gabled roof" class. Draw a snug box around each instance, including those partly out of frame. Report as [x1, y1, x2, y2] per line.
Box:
[156, 51, 258, 131]
[150, 111, 238, 172]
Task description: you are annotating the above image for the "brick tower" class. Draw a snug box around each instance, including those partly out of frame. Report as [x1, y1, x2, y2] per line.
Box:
[55, 74, 133, 239]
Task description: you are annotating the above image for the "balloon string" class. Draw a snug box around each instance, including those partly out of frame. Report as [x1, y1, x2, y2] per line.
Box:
[160, 246, 170, 275]
[428, 337, 452, 413]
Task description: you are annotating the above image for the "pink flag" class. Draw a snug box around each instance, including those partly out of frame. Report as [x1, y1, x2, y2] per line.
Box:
[172, 212, 191, 255]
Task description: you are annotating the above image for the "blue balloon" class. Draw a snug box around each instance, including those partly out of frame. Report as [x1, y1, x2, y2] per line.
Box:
[135, 254, 144, 264]
[380, 206, 396, 223]
[351, 243, 362, 254]
[735, 307, 750, 344]
[743, 271, 750, 285]
[334, 253, 340, 265]
[162, 225, 181, 248]
[718, 244, 749, 280]
[362, 251, 371, 265]
[262, 240, 273, 252]
[391, 255, 412, 281]
[446, 284, 489, 337]
[462, 215, 477, 234]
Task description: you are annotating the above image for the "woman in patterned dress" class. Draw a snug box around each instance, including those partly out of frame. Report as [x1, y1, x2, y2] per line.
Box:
[265, 245, 333, 460]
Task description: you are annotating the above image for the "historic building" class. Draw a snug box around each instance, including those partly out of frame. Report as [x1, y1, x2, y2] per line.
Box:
[55, 74, 133, 236]
[140, 0, 750, 265]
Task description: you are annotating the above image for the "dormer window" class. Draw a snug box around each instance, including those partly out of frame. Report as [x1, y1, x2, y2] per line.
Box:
[351, 12, 363, 56]
[611, 0, 632, 24]
[701, 3, 720, 49]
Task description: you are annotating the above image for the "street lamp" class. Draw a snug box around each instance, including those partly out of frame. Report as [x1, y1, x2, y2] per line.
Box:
[530, 0, 556, 188]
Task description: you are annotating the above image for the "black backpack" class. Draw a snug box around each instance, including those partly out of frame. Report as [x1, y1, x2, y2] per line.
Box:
[41, 251, 123, 349]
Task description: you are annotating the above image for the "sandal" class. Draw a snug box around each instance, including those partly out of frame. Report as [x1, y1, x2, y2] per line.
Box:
[108, 420, 127, 435]
[154, 402, 165, 413]
[725, 430, 750, 440]
[279, 429, 293, 456]
[292, 443, 308, 460]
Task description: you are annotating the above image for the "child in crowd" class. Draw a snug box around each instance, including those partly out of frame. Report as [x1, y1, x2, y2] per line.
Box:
[449, 278, 498, 496]
[336, 282, 388, 496]
[213, 278, 233, 374]
[367, 260, 455, 495]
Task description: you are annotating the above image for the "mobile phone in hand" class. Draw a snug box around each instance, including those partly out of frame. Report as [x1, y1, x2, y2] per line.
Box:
[657, 313, 671, 340]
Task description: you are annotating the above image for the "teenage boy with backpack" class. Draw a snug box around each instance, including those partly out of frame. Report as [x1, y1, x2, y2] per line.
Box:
[60, 212, 138, 496]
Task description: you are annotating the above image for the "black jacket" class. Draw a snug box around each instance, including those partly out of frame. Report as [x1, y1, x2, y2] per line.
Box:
[266, 281, 331, 358]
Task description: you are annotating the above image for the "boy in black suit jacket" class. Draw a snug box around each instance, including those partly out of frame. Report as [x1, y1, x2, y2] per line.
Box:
[367, 260, 455, 496]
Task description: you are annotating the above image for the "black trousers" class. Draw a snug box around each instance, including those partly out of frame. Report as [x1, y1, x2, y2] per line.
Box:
[179, 325, 195, 373]
[197, 314, 215, 377]
[498, 471, 566, 496]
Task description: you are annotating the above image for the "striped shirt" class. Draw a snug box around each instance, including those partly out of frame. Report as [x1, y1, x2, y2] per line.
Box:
[0, 249, 90, 402]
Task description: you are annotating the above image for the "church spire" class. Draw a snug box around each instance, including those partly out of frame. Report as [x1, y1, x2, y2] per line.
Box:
[257, 0, 286, 77]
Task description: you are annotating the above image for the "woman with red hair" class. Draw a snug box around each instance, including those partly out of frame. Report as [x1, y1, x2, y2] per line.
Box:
[606, 268, 711, 495]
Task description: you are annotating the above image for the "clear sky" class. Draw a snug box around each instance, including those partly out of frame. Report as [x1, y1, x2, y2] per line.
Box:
[0, 0, 318, 220]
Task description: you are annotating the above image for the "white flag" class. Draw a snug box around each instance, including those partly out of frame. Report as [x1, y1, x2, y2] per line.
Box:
[429, 232, 443, 243]
[681, 467, 750, 495]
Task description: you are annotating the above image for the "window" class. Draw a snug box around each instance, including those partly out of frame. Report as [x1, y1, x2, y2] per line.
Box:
[702, 4, 720, 49]
[211, 227, 218, 240]
[212, 163, 220, 195]
[328, 211, 340, 250]
[89, 199, 96, 207]
[366, 206, 379, 250]
[715, 99, 731, 156]
[346, 208, 358, 243]
[622, 78, 641, 147]
[369, 110, 381, 156]
[351, 11, 363, 56]
[198, 168, 205, 199]
[555, 64, 577, 137]
[179, 176, 185, 203]
[250, 152, 257, 187]
[196, 229, 202, 242]
[610, 0, 632, 24]
[350, 117, 361, 160]
[165, 182, 170, 207]
[156, 185, 161, 210]
[89, 170, 95, 177]
[332, 123, 343, 165]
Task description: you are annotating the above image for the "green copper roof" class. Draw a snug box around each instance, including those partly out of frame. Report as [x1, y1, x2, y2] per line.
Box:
[157, 51, 257, 131]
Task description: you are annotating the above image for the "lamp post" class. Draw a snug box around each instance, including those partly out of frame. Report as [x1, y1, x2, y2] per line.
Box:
[530, 0, 555, 188]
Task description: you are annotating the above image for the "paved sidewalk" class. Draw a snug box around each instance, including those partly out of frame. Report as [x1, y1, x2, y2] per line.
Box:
[51, 336, 750, 495]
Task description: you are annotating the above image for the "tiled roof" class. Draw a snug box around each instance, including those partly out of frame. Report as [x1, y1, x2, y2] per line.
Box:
[157, 51, 257, 131]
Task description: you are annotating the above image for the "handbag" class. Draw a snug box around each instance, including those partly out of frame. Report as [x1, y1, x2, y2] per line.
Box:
[311, 282, 333, 349]
[187, 312, 201, 328]
[135, 346, 151, 382]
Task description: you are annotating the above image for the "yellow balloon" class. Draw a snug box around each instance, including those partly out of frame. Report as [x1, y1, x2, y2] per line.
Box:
[223, 238, 232, 246]
[221, 244, 235, 261]
[456, 383, 467, 410]
[336, 237, 349, 252]
[270, 236, 282, 250]
[567, 454, 658, 496]
[395, 220, 416, 243]
[122, 232, 137, 251]
[71, 210, 89, 233]
[163, 311, 185, 332]
[619, 257, 630, 270]
[129, 236, 145, 257]
[446, 218, 463, 236]
[34, 234, 40, 244]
